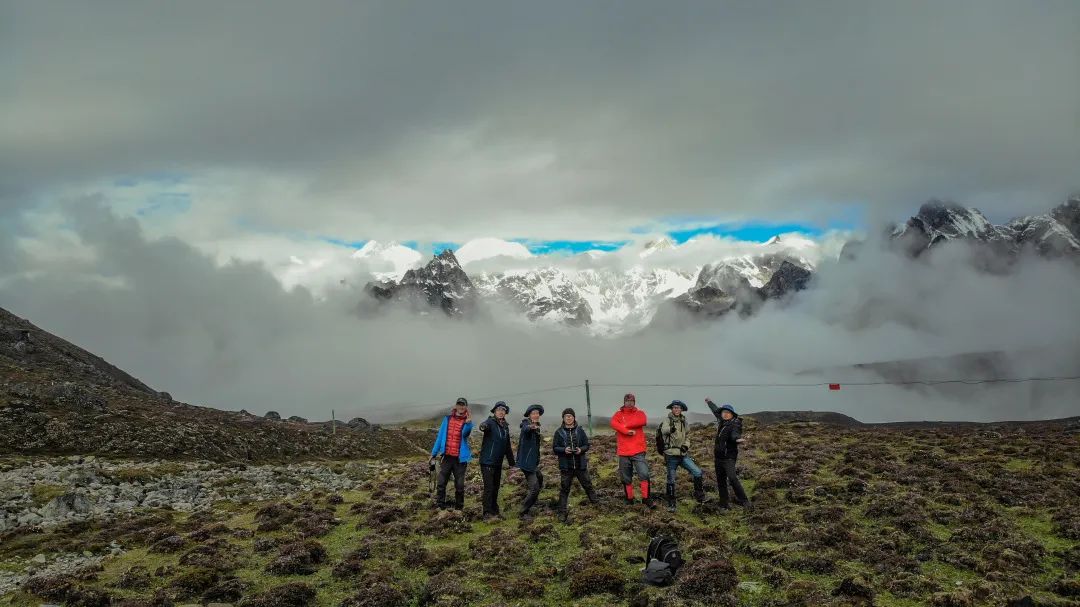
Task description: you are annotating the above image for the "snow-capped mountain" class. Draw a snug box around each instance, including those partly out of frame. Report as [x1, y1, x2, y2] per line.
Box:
[364, 250, 477, 317]
[472, 266, 696, 335]
[890, 199, 1080, 259]
[360, 235, 827, 334]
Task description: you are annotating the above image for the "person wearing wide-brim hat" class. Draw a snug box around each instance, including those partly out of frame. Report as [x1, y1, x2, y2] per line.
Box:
[517, 404, 546, 518]
[659, 400, 707, 512]
[706, 398, 751, 509]
[478, 401, 515, 520]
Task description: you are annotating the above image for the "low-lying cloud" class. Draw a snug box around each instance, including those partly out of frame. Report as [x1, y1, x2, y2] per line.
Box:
[2, 204, 1077, 424]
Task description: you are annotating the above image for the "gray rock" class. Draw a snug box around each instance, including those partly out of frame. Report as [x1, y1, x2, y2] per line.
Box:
[40, 493, 92, 519]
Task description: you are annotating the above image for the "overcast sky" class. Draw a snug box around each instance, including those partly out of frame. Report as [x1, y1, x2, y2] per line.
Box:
[2, 2, 1079, 422]
[3, 0, 1079, 253]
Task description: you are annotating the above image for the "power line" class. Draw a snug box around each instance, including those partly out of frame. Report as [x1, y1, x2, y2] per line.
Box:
[361, 383, 583, 413]
[357, 375, 1080, 416]
[590, 375, 1080, 388]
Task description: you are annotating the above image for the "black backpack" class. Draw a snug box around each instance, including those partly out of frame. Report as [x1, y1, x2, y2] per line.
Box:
[643, 535, 683, 586]
[655, 419, 669, 455]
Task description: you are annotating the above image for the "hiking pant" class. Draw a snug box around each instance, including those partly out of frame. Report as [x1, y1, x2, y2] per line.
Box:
[715, 457, 749, 506]
[558, 468, 597, 513]
[480, 464, 503, 516]
[436, 455, 467, 508]
[618, 453, 651, 485]
[665, 454, 703, 487]
[522, 470, 544, 513]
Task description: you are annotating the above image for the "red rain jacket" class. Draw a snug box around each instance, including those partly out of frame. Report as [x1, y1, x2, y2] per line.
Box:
[610, 405, 648, 456]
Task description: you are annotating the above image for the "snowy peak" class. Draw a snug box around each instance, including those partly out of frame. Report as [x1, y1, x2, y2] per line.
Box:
[891, 198, 1080, 259]
[455, 238, 533, 266]
[1051, 195, 1080, 242]
[365, 249, 478, 317]
[897, 200, 1002, 247]
[639, 236, 677, 258]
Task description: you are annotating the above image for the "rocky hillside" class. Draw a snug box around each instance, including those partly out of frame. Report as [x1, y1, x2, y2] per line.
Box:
[2, 418, 1077, 606]
[0, 306, 429, 462]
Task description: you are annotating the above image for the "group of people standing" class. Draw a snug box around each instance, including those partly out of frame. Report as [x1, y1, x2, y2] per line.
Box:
[429, 393, 750, 523]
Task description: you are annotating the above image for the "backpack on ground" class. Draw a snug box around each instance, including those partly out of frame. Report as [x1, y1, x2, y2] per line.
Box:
[643, 535, 683, 586]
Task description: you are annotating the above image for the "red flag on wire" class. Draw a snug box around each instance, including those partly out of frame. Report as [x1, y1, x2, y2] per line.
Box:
[828, 383, 841, 391]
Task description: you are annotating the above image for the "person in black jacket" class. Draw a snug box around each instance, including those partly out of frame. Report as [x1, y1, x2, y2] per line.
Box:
[552, 408, 598, 523]
[517, 404, 545, 519]
[478, 401, 516, 520]
[706, 398, 751, 509]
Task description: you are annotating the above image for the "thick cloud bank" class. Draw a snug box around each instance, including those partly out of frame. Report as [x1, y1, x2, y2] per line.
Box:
[2, 205, 1077, 423]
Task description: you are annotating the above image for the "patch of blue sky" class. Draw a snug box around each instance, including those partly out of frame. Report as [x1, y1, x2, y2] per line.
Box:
[666, 222, 821, 244]
[319, 236, 367, 249]
[431, 241, 460, 254]
[515, 239, 630, 255]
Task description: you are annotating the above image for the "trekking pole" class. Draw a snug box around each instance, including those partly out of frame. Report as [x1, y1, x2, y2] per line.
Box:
[429, 457, 437, 496]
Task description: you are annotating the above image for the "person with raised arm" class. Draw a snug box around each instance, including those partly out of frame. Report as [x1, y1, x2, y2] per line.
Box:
[705, 398, 751, 509]
[610, 393, 655, 508]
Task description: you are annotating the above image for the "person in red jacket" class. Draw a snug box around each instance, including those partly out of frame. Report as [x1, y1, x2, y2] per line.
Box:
[610, 393, 655, 508]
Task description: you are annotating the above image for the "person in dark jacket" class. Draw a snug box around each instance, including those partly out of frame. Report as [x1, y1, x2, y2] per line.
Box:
[518, 404, 545, 518]
[478, 401, 516, 520]
[430, 397, 474, 510]
[552, 408, 598, 523]
[659, 400, 706, 512]
[706, 398, 751, 509]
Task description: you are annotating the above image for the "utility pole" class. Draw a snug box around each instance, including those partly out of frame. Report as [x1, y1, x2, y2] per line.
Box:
[585, 380, 593, 437]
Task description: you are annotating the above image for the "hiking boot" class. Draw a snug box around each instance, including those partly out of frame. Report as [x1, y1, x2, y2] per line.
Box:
[665, 484, 677, 512]
[644, 496, 658, 510]
[624, 497, 636, 506]
[693, 477, 708, 503]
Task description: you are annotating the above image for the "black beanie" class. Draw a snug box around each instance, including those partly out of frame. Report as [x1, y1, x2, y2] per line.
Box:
[562, 408, 576, 418]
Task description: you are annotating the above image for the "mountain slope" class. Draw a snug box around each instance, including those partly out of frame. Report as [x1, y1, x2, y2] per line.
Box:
[0, 307, 427, 461]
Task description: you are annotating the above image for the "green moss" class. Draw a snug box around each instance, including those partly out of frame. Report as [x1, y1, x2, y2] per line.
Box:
[1004, 458, 1035, 472]
[29, 483, 66, 506]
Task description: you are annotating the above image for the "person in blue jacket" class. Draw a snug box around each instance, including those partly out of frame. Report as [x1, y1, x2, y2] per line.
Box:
[478, 401, 516, 520]
[517, 404, 545, 519]
[430, 397, 474, 510]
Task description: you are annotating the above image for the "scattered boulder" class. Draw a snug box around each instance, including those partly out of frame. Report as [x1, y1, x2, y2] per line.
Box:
[264, 411, 282, 421]
[288, 416, 308, 423]
[348, 417, 371, 430]
[40, 493, 93, 519]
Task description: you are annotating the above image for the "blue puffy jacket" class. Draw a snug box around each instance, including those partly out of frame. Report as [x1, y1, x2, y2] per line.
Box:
[430, 416, 474, 463]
